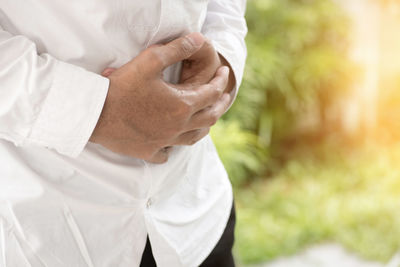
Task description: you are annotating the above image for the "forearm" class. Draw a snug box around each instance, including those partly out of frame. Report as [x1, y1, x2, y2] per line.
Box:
[0, 27, 109, 157]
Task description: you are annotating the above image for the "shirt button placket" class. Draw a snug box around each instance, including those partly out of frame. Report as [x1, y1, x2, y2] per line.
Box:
[142, 161, 154, 210]
[146, 198, 153, 209]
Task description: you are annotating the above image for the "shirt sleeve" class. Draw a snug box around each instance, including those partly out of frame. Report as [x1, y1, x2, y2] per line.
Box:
[0, 28, 109, 157]
[201, 0, 248, 109]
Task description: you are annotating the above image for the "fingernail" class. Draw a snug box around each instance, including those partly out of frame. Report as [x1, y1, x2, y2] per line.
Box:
[220, 66, 229, 75]
[223, 93, 231, 102]
[186, 32, 204, 47]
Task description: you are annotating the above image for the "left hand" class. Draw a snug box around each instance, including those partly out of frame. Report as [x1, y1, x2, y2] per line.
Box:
[101, 33, 236, 156]
[102, 35, 236, 123]
[103, 37, 236, 98]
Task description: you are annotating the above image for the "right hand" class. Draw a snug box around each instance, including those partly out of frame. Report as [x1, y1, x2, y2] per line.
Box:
[90, 33, 231, 163]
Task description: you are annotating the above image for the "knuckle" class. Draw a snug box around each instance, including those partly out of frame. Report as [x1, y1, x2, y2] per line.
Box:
[189, 132, 200, 145]
[164, 127, 177, 137]
[169, 106, 185, 120]
[174, 123, 186, 135]
[208, 111, 219, 126]
[184, 99, 195, 113]
[142, 154, 152, 161]
[145, 49, 164, 69]
[169, 42, 191, 60]
[182, 130, 197, 146]
[169, 127, 184, 141]
[189, 139, 197, 146]
[143, 150, 155, 160]
[205, 84, 220, 102]
[189, 129, 209, 145]
[151, 152, 168, 164]
[213, 87, 222, 100]
[180, 37, 196, 58]
[176, 98, 193, 115]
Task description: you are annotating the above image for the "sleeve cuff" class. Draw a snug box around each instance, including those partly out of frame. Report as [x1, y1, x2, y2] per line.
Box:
[26, 60, 109, 157]
[208, 32, 247, 111]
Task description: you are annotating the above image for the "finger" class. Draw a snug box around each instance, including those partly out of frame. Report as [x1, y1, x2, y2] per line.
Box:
[184, 38, 215, 61]
[147, 44, 163, 49]
[172, 128, 210, 146]
[102, 68, 116, 77]
[189, 93, 232, 129]
[181, 66, 230, 112]
[150, 32, 205, 73]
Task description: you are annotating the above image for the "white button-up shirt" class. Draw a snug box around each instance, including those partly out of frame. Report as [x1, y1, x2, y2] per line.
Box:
[0, 1, 247, 266]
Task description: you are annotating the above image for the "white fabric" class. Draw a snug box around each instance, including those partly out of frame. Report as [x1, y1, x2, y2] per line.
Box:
[0, 1, 247, 266]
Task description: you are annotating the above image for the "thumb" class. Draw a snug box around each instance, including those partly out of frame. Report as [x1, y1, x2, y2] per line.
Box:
[150, 32, 205, 73]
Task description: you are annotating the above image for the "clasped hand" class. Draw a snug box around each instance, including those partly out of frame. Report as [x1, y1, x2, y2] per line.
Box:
[90, 33, 235, 163]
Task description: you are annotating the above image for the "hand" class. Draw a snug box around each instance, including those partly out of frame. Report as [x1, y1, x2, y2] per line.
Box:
[90, 33, 230, 163]
[180, 38, 236, 99]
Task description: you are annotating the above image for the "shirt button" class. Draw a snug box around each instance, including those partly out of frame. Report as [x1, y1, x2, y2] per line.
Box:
[146, 198, 153, 209]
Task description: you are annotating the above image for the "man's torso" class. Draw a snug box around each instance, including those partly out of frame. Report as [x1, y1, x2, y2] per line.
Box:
[0, 1, 233, 266]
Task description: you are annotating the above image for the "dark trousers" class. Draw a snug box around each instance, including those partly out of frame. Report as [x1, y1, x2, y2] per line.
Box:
[140, 202, 236, 267]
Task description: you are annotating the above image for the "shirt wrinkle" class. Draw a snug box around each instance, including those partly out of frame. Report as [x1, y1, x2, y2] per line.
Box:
[0, 0, 247, 266]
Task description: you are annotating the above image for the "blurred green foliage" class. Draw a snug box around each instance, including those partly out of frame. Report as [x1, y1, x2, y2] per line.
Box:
[210, 121, 266, 185]
[209, 0, 400, 265]
[234, 142, 400, 264]
[211, 0, 356, 186]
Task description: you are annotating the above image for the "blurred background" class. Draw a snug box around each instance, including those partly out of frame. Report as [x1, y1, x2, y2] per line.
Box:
[210, 0, 400, 266]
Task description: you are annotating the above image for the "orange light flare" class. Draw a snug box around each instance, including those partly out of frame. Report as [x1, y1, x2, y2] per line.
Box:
[339, 0, 400, 142]
[375, 0, 400, 142]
